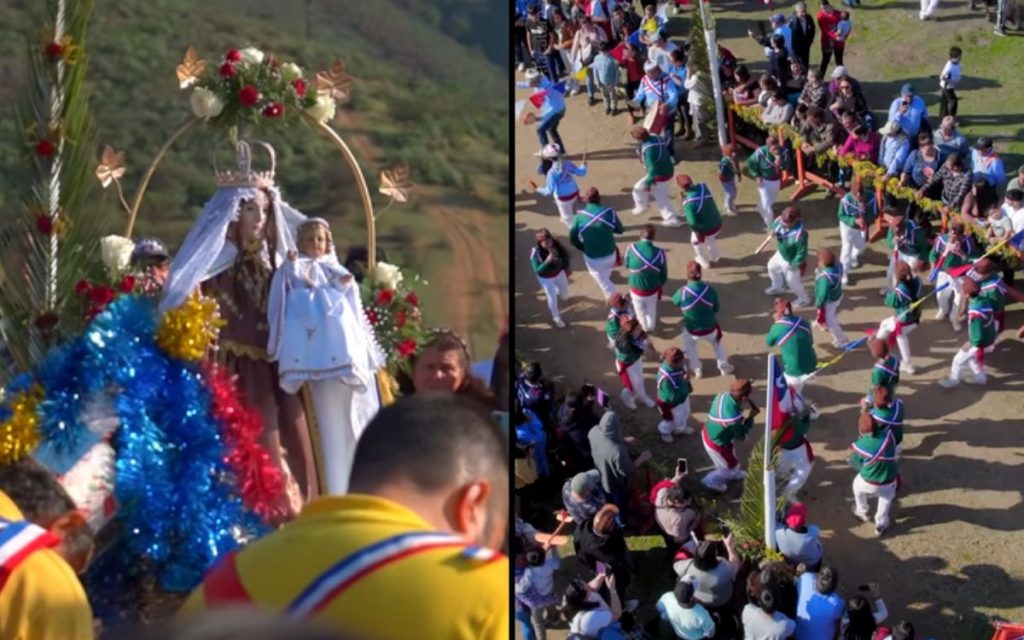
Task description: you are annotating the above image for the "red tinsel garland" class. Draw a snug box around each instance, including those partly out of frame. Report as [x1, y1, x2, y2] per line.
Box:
[204, 364, 285, 523]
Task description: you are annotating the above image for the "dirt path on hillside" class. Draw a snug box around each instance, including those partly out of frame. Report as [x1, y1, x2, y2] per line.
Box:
[514, 18, 1024, 640]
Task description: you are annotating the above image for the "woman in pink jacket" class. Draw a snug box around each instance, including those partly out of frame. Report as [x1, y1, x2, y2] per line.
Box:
[839, 123, 881, 164]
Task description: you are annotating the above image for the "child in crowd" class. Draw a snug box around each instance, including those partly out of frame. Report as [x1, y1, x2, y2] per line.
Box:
[939, 46, 962, 119]
[684, 62, 710, 142]
[718, 143, 741, 216]
[514, 544, 562, 640]
[833, 11, 852, 45]
[984, 204, 1013, 243]
[592, 41, 620, 116]
[621, 43, 645, 119]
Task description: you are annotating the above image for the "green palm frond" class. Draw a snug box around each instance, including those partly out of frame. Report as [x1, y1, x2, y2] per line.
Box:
[731, 427, 787, 553]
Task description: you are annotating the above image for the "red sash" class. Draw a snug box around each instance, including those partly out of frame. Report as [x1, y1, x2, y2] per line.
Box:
[700, 427, 738, 467]
[688, 323, 724, 342]
[615, 359, 638, 392]
[694, 224, 722, 244]
[557, 191, 580, 202]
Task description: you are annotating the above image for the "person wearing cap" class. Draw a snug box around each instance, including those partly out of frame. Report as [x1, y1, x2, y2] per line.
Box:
[767, 295, 819, 395]
[624, 224, 669, 331]
[517, 67, 567, 155]
[969, 257, 1024, 332]
[970, 136, 1006, 201]
[879, 121, 910, 178]
[656, 579, 716, 640]
[746, 137, 785, 229]
[130, 236, 172, 295]
[613, 317, 659, 410]
[672, 261, 734, 379]
[774, 376, 817, 498]
[883, 211, 930, 290]
[533, 144, 587, 228]
[750, 13, 794, 59]
[570, 188, 625, 299]
[775, 503, 823, 568]
[630, 126, 683, 226]
[654, 348, 694, 442]
[700, 379, 759, 492]
[816, 0, 843, 78]
[932, 116, 969, 164]
[561, 469, 609, 525]
[886, 84, 927, 139]
[814, 248, 849, 349]
[836, 178, 877, 284]
[678, 175, 723, 268]
[789, 2, 816, 70]
[865, 338, 901, 401]
[876, 260, 923, 373]
[606, 292, 635, 350]
[826, 65, 863, 102]
[939, 278, 997, 389]
[928, 220, 980, 331]
[765, 207, 811, 306]
[530, 228, 572, 328]
[631, 62, 681, 159]
[849, 412, 898, 536]
[869, 385, 906, 458]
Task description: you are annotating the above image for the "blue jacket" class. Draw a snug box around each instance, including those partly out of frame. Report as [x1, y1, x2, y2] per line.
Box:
[517, 77, 566, 118]
[881, 135, 910, 177]
[592, 53, 619, 87]
[516, 408, 550, 477]
[887, 95, 927, 137]
[970, 149, 1006, 188]
[537, 160, 587, 197]
[633, 73, 680, 110]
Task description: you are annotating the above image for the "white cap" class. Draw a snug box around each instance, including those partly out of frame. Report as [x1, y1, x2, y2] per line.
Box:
[830, 65, 848, 79]
[541, 143, 562, 159]
[643, 59, 658, 72]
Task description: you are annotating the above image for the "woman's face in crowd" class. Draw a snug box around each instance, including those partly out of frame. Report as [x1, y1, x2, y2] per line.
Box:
[538, 234, 553, 249]
[412, 346, 466, 393]
[236, 192, 269, 245]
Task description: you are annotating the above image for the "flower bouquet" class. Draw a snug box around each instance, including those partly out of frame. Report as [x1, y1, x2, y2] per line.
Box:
[178, 46, 338, 131]
[361, 262, 428, 376]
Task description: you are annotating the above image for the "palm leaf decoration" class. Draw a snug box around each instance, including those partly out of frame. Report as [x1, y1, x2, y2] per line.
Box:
[687, 4, 718, 139]
[0, 0, 110, 379]
[724, 426, 788, 563]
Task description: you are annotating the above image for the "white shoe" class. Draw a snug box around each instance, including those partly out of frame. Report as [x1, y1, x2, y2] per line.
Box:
[765, 286, 785, 295]
[532, 150, 544, 157]
[934, 309, 948, 320]
[554, 317, 566, 328]
[726, 207, 739, 216]
[832, 340, 850, 349]
[878, 287, 889, 296]
[808, 405, 821, 421]
[900, 362, 916, 375]
[875, 523, 888, 536]
[621, 389, 638, 409]
[660, 433, 675, 443]
[965, 375, 987, 386]
[518, 62, 526, 73]
[631, 206, 646, 216]
[851, 259, 861, 269]
[937, 377, 960, 388]
[951, 318, 962, 332]
[695, 256, 711, 269]
[692, 368, 703, 379]
[853, 508, 871, 523]
[662, 218, 684, 228]
[719, 362, 734, 375]
[702, 478, 728, 492]
[793, 298, 811, 308]
[674, 425, 696, 435]
[640, 396, 657, 409]
[841, 274, 849, 286]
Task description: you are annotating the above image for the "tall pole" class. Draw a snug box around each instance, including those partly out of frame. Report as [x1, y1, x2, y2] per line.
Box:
[46, 0, 67, 311]
[763, 355, 777, 551]
[697, 0, 728, 147]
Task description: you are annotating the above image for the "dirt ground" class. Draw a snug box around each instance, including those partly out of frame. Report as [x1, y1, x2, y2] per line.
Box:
[513, 15, 1024, 640]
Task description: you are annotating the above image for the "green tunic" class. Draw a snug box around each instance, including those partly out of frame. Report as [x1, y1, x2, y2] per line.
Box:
[870, 356, 901, 396]
[766, 316, 817, 376]
[886, 220, 929, 262]
[656, 362, 693, 406]
[967, 297, 997, 348]
[704, 392, 754, 446]
[870, 399, 905, 446]
[776, 412, 811, 451]
[681, 184, 722, 233]
[641, 138, 674, 187]
[836, 192, 877, 229]
[606, 307, 633, 343]
[928, 234, 981, 272]
[849, 428, 898, 485]
[529, 246, 567, 278]
[746, 145, 781, 181]
[772, 220, 809, 267]
[885, 277, 922, 324]
[671, 280, 720, 334]
[615, 334, 647, 366]
[624, 240, 668, 293]
[978, 275, 1007, 315]
[569, 203, 624, 259]
[813, 265, 843, 307]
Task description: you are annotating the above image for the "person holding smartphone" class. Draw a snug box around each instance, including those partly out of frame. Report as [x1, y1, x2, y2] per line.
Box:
[652, 460, 700, 552]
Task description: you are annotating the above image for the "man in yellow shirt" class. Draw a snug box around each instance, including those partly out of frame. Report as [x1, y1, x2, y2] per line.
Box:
[0, 462, 96, 640]
[183, 393, 509, 639]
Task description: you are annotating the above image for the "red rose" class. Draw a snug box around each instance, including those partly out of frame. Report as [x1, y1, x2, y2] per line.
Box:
[35, 139, 55, 157]
[238, 85, 261, 107]
[395, 309, 407, 328]
[74, 279, 91, 296]
[225, 49, 242, 62]
[35, 215, 53, 235]
[262, 102, 284, 118]
[376, 289, 395, 306]
[88, 286, 115, 307]
[366, 309, 379, 325]
[291, 78, 307, 97]
[397, 338, 418, 358]
[45, 42, 64, 58]
[404, 292, 419, 307]
[120, 275, 136, 293]
[219, 61, 236, 77]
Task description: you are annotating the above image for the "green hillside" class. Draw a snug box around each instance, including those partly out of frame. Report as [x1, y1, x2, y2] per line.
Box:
[0, 0, 508, 358]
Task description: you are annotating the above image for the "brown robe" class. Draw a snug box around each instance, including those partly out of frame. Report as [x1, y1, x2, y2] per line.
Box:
[203, 248, 320, 501]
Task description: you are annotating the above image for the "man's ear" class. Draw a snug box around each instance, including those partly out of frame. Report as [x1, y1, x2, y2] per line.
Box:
[449, 480, 492, 540]
[48, 509, 86, 541]
[48, 509, 92, 574]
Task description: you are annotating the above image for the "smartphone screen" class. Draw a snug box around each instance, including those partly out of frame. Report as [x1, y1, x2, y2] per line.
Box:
[676, 458, 687, 476]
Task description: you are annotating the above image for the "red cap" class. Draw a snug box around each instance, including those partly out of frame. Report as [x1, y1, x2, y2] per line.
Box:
[785, 502, 807, 529]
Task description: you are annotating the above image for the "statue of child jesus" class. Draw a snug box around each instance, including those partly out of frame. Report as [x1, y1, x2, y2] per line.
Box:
[268, 218, 385, 494]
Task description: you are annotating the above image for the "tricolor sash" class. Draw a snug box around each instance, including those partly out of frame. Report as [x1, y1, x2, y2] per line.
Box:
[775, 222, 805, 242]
[657, 365, 684, 390]
[775, 318, 810, 347]
[579, 207, 617, 232]
[641, 139, 667, 165]
[684, 184, 713, 215]
[626, 243, 665, 273]
[873, 358, 900, 378]
[0, 518, 61, 593]
[678, 283, 713, 311]
[852, 429, 897, 468]
[641, 75, 668, 102]
[870, 400, 904, 428]
[706, 394, 743, 426]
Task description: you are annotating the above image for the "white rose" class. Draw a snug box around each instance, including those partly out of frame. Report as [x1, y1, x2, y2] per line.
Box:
[306, 92, 337, 123]
[190, 87, 225, 120]
[239, 47, 265, 66]
[100, 235, 136, 275]
[280, 62, 302, 81]
[373, 262, 403, 290]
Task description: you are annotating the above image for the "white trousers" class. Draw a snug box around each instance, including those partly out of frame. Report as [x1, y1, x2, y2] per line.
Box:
[768, 252, 809, 301]
[620, 358, 651, 403]
[538, 272, 570, 322]
[853, 474, 897, 529]
[920, 0, 940, 18]
[585, 252, 618, 299]
[632, 177, 681, 222]
[778, 443, 814, 499]
[554, 196, 577, 228]
[877, 316, 917, 365]
[885, 251, 924, 285]
[838, 223, 866, 273]
[935, 271, 962, 318]
[701, 437, 744, 488]
[949, 345, 990, 383]
[681, 329, 731, 374]
[757, 179, 780, 226]
[784, 372, 813, 396]
[657, 398, 692, 436]
[632, 291, 659, 332]
[310, 377, 380, 495]
[823, 297, 848, 345]
[691, 229, 721, 264]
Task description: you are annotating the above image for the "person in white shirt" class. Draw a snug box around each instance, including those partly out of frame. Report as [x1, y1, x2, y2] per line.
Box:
[657, 580, 716, 639]
[647, 30, 679, 74]
[939, 46, 962, 119]
[1002, 188, 1024, 233]
[561, 573, 623, 638]
[742, 587, 797, 639]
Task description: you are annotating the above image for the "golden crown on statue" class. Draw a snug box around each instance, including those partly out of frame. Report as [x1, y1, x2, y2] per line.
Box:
[214, 139, 276, 189]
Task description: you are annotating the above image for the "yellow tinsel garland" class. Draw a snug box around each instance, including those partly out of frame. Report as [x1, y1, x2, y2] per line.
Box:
[156, 294, 225, 362]
[0, 385, 45, 465]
